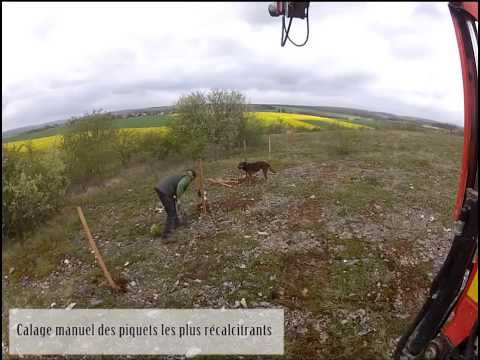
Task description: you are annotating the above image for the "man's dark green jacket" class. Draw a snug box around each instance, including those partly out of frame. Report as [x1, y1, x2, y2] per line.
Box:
[155, 174, 194, 199]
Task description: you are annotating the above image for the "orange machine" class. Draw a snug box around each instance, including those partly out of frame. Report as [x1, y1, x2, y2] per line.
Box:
[269, 2, 478, 359]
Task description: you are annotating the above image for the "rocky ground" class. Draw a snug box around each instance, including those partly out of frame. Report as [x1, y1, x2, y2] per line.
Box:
[3, 129, 462, 359]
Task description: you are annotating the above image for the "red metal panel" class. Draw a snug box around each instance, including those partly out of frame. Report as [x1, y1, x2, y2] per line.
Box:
[460, 2, 478, 20]
[450, 4, 478, 219]
[442, 262, 478, 346]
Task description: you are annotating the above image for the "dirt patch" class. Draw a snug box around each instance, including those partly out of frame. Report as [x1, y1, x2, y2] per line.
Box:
[209, 196, 257, 212]
[286, 200, 326, 230]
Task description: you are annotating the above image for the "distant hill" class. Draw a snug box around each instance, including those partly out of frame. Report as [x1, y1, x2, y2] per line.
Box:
[2, 103, 460, 141]
[110, 105, 175, 117]
[248, 104, 460, 131]
[2, 118, 70, 139]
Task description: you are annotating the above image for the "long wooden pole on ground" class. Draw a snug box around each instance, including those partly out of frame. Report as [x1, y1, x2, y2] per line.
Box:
[77, 206, 120, 291]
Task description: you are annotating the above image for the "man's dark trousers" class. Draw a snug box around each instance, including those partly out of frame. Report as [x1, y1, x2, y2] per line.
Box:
[155, 189, 179, 238]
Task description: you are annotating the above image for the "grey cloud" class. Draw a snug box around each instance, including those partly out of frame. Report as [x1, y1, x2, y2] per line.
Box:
[47, 79, 83, 91]
[42, 48, 139, 91]
[371, 23, 418, 38]
[2, 2, 461, 131]
[388, 40, 432, 60]
[101, 58, 376, 98]
[373, 3, 447, 38]
[234, 2, 276, 27]
[356, 92, 462, 126]
[414, 3, 443, 18]
[84, 48, 138, 72]
[231, 58, 377, 93]
[203, 36, 253, 59]
[2, 67, 460, 131]
[308, 2, 364, 20]
[3, 55, 377, 130]
[33, 20, 55, 40]
[1, 50, 379, 131]
[99, 48, 137, 67]
[5, 85, 105, 124]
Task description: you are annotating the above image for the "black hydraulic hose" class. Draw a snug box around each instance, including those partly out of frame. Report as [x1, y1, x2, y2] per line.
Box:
[281, 15, 293, 47]
[281, 6, 309, 47]
[286, 6, 309, 47]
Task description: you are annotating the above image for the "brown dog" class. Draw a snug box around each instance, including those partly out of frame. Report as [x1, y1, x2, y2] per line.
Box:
[238, 161, 276, 181]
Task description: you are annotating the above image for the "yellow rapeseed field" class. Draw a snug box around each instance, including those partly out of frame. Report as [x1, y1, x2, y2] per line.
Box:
[3, 112, 368, 152]
[3, 135, 63, 152]
[3, 127, 169, 151]
[250, 112, 369, 130]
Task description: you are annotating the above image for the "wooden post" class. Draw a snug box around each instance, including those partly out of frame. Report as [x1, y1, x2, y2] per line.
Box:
[268, 135, 271, 160]
[196, 160, 207, 215]
[77, 207, 120, 291]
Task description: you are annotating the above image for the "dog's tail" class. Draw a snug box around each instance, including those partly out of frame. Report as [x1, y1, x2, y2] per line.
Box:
[269, 165, 276, 173]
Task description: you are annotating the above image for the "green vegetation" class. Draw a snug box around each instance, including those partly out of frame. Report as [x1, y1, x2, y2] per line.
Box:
[170, 89, 261, 159]
[109, 113, 174, 128]
[3, 114, 173, 142]
[2, 144, 69, 239]
[61, 111, 122, 183]
[4, 125, 65, 142]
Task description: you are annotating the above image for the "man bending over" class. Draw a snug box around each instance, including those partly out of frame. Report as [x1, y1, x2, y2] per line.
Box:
[154, 169, 196, 240]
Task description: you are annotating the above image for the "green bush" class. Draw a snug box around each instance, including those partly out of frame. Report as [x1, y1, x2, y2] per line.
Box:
[61, 111, 121, 183]
[171, 89, 249, 159]
[2, 145, 69, 240]
[241, 114, 265, 147]
[113, 129, 139, 165]
[136, 131, 175, 160]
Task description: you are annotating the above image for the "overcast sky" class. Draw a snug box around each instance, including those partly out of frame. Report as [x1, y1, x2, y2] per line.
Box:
[2, 2, 466, 131]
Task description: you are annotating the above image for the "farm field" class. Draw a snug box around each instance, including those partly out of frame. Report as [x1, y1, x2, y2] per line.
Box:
[2, 127, 463, 359]
[3, 134, 64, 151]
[2, 114, 174, 143]
[109, 114, 174, 129]
[3, 127, 170, 151]
[2, 111, 368, 151]
[250, 111, 370, 130]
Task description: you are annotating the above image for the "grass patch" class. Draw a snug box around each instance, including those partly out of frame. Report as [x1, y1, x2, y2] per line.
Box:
[3, 212, 79, 281]
[335, 182, 393, 212]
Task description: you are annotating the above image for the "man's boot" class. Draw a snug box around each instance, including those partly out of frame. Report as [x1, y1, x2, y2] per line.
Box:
[162, 216, 176, 241]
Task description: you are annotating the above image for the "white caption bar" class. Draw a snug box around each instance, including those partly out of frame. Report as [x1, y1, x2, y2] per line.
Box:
[9, 309, 284, 355]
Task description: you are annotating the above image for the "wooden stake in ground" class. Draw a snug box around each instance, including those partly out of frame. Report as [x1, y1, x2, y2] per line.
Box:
[76, 206, 120, 291]
[268, 135, 272, 160]
[196, 160, 208, 215]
